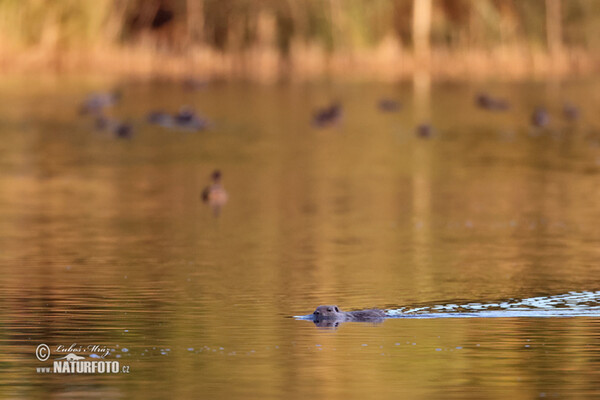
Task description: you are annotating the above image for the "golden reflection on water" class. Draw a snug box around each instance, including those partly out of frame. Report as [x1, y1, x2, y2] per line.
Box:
[0, 79, 599, 399]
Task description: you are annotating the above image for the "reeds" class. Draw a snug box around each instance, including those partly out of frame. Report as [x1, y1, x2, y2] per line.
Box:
[0, 0, 599, 80]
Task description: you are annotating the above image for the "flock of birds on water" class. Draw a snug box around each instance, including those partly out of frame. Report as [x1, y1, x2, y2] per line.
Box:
[311, 92, 581, 136]
[78, 84, 583, 140]
[77, 84, 587, 214]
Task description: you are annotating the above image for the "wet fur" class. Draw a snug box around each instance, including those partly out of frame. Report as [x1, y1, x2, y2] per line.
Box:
[312, 305, 386, 322]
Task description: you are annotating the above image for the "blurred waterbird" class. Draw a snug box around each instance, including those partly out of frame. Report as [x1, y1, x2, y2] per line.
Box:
[146, 111, 173, 127]
[174, 107, 210, 131]
[95, 115, 133, 139]
[531, 107, 550, 128]
[475, 93, 509, 111]
[79, 91, 121, 115]
[202, 170, 228, 215]
[312, 103, 342, 128]
[416, 123, 433, 138]
[563, 103, 580, 121]
[147, 107, 209, 131]
[377, 99, 401, 112]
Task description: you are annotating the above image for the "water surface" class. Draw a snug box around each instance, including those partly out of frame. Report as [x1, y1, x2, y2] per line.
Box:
[0, 78, 599, 399]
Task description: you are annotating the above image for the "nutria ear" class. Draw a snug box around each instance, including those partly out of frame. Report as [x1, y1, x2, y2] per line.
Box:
[334, 306, 339, 312]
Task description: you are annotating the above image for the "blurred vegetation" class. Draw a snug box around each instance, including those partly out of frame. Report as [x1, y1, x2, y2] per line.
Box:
[1, 0, 600, 79]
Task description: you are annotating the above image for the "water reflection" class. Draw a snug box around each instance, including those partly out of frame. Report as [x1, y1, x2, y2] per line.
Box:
[0, 78, 599, 399]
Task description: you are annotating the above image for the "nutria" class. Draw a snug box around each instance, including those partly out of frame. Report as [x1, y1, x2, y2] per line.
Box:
[312, 305, 387, 322]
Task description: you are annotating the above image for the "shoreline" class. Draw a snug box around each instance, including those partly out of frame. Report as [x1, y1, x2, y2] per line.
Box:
[1, 44, 598, 82]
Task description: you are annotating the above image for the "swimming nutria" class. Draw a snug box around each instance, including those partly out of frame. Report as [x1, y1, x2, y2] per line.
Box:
[202, 170, 228, 214]
[312, 305, 387, 322]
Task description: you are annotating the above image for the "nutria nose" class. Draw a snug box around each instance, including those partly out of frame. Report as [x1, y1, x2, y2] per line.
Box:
[313, 311, 320, 315]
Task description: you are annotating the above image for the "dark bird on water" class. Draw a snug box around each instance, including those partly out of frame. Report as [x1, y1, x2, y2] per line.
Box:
[114, 123, 133, 138]
[173, 107, 210, 131]
[146, 111, 172, 127]
[146, 107, 209, 131]
[563, 103, 580, 121]
[475, 93, 510, 111]
[416, 123, 433, 138]
[79, 91, 121, 115]
[312, 103, 342, 128]
[377, 99, 401, 112]
[202, 170, 228, 215]
[531, 107, 550, 128]
[94, 115, 133, 139]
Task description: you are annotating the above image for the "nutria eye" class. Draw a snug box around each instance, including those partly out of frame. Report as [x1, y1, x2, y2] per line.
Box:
[327, 308, 332, 312]
[334, 306, 339, 312]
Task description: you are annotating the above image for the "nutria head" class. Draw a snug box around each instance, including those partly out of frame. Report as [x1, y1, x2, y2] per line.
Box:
[313, 305, 343, 320]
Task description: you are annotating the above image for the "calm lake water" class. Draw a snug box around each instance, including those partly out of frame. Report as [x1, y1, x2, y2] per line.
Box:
[1, 77, 599, 399]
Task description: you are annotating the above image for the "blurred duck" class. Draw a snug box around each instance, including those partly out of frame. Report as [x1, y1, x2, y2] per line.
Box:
[79, 91, 121, 115]
[563, 103, 580, 121]
[312, 103, 342, 128]
[377, 99, 401, 112]
[146, 111, 173, 127]
[202, 170, 228, 214]
[173, 106, 210, 131]
[531, 107, 550, 128]
[475, 93, 509, 111]
[114, 123, 134, 139]
[416, 123, 433, 138]
[95, 115, 133, 139]
[147, 107, 209, 131]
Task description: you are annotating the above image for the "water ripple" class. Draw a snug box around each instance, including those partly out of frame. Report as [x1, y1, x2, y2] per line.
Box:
[387, 291, 600, 318]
